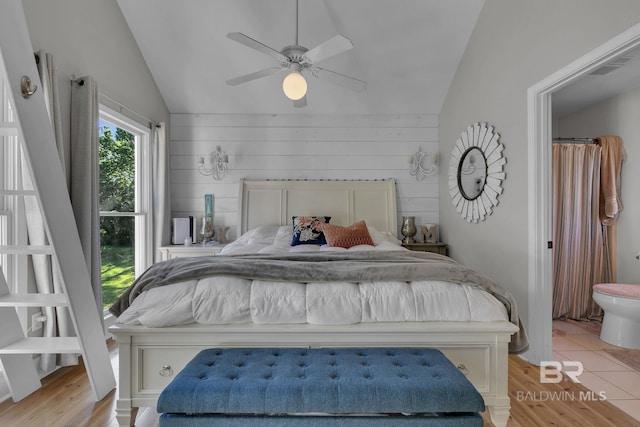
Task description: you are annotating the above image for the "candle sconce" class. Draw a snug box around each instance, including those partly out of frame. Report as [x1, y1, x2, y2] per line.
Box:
[409, 148, 438, 181]
[198, 146, 229, 181]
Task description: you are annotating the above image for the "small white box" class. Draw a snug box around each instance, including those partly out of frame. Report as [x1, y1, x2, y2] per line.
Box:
[172, 218, 191, 244]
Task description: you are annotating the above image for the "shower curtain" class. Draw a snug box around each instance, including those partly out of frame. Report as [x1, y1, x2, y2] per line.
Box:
[552, 143, 605, 320]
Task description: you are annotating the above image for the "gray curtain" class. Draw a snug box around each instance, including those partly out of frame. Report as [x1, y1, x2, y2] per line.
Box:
[152, 122, 171, 261]
[22, 51, 77, 370]
[36, 50, 64, 171]
[70, 76, 102, 314]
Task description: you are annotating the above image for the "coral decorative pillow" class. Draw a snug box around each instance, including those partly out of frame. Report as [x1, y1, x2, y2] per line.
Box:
[322, 220, 374, 248]
[291, 216, 331, 246]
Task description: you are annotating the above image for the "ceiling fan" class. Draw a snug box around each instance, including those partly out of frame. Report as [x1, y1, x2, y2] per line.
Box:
[225, 0, 367, 107]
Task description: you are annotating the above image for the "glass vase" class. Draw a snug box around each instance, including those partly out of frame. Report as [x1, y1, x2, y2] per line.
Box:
[401, 216, 417, 244]
[200, 217, 214, 244]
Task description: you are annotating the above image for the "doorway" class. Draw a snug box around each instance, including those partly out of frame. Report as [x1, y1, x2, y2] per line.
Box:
[527, 23, 640, 365]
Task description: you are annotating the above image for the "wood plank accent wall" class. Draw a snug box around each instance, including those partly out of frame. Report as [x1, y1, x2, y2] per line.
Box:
[169, 114, 439, 241]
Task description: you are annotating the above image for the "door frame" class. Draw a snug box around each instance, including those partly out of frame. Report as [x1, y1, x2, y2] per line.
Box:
[526, 22, 640, 364]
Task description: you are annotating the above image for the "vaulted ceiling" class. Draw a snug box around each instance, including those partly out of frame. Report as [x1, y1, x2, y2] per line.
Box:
[117, 1, 640, 117]
[116, 0, 485, 114]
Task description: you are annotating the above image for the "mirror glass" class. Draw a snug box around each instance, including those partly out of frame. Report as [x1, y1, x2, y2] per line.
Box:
[457, 147, 487, 200]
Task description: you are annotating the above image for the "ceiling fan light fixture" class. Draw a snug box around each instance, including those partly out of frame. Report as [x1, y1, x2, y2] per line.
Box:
[282, 71, 307, 100]
[227, 0, 365, 106]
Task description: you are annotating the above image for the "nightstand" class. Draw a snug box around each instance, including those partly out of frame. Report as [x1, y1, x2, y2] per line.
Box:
[159, 244, 227, 261]
[401, 242, 448, 256]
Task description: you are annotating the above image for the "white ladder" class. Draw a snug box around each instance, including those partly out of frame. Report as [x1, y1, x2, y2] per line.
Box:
[0, 0, 115, 401]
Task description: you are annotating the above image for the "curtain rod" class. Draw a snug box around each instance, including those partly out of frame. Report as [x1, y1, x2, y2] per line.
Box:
[70, 75, 85, 86]
[99, 93, 160, 129]
[552, 137, 595, 143]
[70, 75, 160, 129]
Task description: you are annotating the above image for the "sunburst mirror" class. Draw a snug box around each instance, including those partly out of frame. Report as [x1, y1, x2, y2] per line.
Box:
[448, 122, 505, 223]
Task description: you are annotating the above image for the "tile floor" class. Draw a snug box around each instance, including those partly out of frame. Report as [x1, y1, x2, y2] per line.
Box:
[552, 319, 640, 423]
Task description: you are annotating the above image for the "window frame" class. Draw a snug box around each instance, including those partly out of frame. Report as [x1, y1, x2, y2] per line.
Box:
[98, 105, 153, 291]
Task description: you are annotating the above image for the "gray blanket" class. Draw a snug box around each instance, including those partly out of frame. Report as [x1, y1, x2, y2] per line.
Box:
[109, 251, 528, 353]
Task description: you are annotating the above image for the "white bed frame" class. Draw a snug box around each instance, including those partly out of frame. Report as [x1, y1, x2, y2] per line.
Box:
[109, 179, 518, 427]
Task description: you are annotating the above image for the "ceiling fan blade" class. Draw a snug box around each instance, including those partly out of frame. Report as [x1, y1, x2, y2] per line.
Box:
[227, 32, 288, 63]
[311, 67, 367, 92]
[304, 34, 354, 64]
[226, 67, 283, 86]
[293, 96, 307, 108]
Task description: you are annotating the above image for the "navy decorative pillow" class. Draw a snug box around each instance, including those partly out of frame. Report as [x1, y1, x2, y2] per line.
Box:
[291, 216, 331, 246]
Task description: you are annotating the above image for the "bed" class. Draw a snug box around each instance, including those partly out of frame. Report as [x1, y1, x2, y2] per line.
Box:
[108, 179, 526, 427]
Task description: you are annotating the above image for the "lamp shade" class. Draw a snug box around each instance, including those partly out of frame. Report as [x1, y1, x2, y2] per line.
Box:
[282, 71, 307, 100]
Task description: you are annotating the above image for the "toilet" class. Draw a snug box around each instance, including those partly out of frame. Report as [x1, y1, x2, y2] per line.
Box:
[592, 283, 640, 349]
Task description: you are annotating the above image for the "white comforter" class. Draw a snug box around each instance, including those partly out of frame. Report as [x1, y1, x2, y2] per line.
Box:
[116, 226, 508, 327]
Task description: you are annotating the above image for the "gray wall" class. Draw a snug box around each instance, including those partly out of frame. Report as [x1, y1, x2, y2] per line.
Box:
[558, 88, 640, 284]
[439, 0, 640, 343]
[23, 0, 169, 144]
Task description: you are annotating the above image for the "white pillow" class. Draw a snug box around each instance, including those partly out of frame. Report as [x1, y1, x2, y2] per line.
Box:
[220, 226, 280, 255]
[367, 226, 401, 246]
[247, 226, 280, 245]
[273, 225, 294, 247]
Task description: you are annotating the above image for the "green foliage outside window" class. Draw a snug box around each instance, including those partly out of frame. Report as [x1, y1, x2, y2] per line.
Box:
[99, 124, 136, 307]
[99, 126, 134, 245]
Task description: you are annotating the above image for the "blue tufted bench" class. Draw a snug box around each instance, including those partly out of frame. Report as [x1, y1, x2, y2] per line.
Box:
[157, 347, 485, 426]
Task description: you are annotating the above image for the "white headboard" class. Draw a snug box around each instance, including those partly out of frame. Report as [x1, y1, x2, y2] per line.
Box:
[239, 179, 397, 236]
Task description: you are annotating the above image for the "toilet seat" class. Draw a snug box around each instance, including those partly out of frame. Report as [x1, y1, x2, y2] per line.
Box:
[592, 283, 640, 349]
[593, 283, 640, 299]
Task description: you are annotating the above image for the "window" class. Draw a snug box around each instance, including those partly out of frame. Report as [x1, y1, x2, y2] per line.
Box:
[99, 106, 152, 309]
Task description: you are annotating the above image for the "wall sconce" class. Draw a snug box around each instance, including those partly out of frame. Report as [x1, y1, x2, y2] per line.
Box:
[198, 145, 229, 181]
[409, 148, 438, 181]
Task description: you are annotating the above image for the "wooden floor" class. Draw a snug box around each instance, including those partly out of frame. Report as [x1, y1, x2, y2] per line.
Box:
[0, 340, 638, 427]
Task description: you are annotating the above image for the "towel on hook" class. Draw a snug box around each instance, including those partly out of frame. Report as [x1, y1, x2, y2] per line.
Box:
[596, 136, 627, 225]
